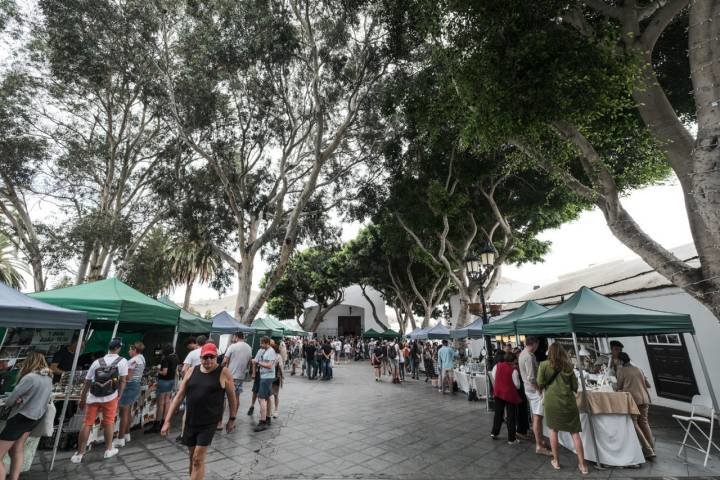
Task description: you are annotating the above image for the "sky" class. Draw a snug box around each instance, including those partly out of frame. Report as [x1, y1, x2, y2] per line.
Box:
[176, 175, 692, 305]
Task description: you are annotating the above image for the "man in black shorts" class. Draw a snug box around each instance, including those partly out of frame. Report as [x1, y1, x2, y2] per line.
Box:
[161, 343, 237, 480]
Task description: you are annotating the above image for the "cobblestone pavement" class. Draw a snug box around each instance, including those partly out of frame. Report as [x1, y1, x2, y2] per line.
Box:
[28, 362, 720, 479]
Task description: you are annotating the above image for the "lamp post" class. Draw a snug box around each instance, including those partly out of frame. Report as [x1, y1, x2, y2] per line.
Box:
[464, 241, 497, 360]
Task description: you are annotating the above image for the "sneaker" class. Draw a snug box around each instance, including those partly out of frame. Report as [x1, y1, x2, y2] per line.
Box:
[247, 406, 254, 416]
[112, 438, 125, 448]
[103, 448, 119, 459]
[272, 412, 278, 419]
[123, 433, 131, 442]
[70, 452, 84, 464]
[254, 422, 268, 432]
[265, 417, 271, 426]
[507, 439, 521, 445]
[490, 434, 497, 440]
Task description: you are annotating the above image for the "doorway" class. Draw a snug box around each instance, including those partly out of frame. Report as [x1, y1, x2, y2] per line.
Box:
[644, 334, 699, 402]
[337, 316, 361, 337]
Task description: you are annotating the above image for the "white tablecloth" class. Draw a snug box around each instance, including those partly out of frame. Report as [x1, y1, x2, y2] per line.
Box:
[453, 370, 487, 398]
[543, 413, 645, 466]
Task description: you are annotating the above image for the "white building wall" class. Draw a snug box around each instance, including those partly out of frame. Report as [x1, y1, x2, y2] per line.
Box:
[302, 284, 388, 336]
[610, 288, 720, 412]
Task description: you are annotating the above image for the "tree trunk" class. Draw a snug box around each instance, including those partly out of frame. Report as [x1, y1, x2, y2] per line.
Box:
[183, 277, 194, 310]
[75, 246, 92, 284]
[359, 284, 389, 331]
[26, 246, 45, 292]
[235, 254, 255, 321]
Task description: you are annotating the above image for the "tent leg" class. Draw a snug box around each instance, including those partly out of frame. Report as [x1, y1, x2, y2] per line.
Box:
[111, 320, 119, 339]
[691, 334, 719, 412]
[172, 324, 180, 351]
[572, 333, 603, 469]
[50, 326, 86, 472]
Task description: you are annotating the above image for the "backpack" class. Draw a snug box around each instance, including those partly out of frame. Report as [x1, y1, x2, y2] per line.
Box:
[91, 357, 122, 397]
[388, 345, 397, 359]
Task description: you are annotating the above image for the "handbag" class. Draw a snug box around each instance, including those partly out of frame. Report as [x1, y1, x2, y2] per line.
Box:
[540, 368, 561, 406]
[31, 401, 56, 438]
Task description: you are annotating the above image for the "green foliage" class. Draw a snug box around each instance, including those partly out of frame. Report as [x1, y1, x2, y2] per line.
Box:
[0, 233, 26, 289]
[121, 228, 173, 298]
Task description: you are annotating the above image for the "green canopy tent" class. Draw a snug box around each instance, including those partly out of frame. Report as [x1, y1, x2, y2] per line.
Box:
[483, 300, 549, 337]
[250, 317, 284, 337]
[259, 315, 308, 337]
[31, 278, 181, 336]
[507, 286, 711, 467]
[380, 329, 401, 339]
[157, 296, 212, 350]
[361, 328, 383, 339]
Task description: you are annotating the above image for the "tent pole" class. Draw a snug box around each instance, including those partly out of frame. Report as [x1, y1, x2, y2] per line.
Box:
[691, 334, 719, 412]
[172, 317, 180, 350]
[572, 332, 603, 469]
[50, 326, 86, 472]
[482, 334, 490, 413]
[111, 320, 119, 339]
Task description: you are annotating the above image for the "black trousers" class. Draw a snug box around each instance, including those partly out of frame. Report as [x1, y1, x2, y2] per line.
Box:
[491, 397, 517, 441]
[516, 386, 530, 435]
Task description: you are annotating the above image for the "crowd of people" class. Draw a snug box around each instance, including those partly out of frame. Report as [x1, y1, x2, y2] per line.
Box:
[0, 328, 659, 479]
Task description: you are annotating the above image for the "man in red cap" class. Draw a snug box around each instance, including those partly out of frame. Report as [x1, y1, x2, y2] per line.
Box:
[161, 342, 237, 480]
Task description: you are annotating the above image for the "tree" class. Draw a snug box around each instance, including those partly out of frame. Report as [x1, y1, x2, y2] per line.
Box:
[154, 0, 393, 324]
[265, 247, 350, 332]
[32, 0, 171, 284]
[167, 236, 224, 310]
[0, 71, 49, 291]
[121, 228, 172, 298]
[364, 59, 582, 327]
[0, 233, 27, 289]
[436, 0, 720, 322]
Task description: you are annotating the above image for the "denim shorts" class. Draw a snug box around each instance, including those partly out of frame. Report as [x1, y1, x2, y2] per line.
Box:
[157, 379, 175, 395]
[119, 381, 141, 407]
[258, 378, 273, 399]
[233, 378, 243, 397]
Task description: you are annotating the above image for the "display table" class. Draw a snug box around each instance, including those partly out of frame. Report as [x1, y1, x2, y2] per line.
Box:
[453, 369, 487, 399]
[543, 391, 645, 467]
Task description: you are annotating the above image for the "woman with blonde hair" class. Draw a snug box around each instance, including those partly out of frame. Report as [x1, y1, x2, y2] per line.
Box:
[537, 342, 588, 475]
[0, 352, 53, 480]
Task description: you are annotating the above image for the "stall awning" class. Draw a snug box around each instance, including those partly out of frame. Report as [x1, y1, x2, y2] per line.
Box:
[483, 301, 549, 336]
[212, 311, 255, 335]
[29, 278, 179, 327]
[0, 281, 87, 330]
[450, 317, 486, 339]
[418, 322, 450, 340]
[381, 329, 401, 339]
[157, 297, 212, 334]
[515, 286, 695, 336]
[250, 317, 284, 337]
[258, 315, 308, 337]
[361, 328, 383, 339]
[406, 327, 427, 339]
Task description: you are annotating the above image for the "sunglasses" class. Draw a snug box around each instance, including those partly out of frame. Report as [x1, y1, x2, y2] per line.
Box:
[201, 355, 216, 360]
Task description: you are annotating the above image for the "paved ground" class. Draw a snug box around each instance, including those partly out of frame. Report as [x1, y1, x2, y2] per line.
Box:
[28, 362, 720, 479]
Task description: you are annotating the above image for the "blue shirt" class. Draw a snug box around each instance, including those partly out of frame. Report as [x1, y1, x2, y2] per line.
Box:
[259, 348, 277, 380]
[437, 346, 457, 369]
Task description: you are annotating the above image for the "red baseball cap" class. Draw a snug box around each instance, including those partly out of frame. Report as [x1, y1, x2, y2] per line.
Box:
[200, 343, 218, 357]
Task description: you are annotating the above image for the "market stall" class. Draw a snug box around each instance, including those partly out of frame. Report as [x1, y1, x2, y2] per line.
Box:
[157, 296, 211, 349]
[406, 327, 426, 340]
[419, 322, 450, 340]
[0, 281, 87, 473]
[31, 278, 181, 468]
[511, 286, 705, 468]
[258, 315, 308, 337]
[543, 391, 645, 466]
[453, 367, 488, 399]
[483, 300, 548, 340]
[380, 329, 401, 339]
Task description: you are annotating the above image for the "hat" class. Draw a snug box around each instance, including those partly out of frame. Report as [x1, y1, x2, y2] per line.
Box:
[200, 343, 218, 357]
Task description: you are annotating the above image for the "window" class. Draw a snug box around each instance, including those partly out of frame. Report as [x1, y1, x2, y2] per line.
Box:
[645, 333, 682, 346]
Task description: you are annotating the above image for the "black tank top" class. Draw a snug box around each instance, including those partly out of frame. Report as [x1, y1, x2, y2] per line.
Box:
[185, 366, 224, 427]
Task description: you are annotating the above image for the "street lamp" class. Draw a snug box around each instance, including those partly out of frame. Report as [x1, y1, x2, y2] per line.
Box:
[465, 241, 497, 352]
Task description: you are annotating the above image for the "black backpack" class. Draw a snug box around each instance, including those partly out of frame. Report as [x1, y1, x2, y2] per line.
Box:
[388, 345, 397, 359]
[91, 357, 122, 397]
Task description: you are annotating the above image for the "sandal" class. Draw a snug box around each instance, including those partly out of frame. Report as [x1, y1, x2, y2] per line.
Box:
[578, 465, 589, 475]
[550, 459, 561, 470]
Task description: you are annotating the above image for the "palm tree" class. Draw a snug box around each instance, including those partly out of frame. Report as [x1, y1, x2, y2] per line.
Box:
[0, 234, 27, 289]
[167, 238, 223, 309]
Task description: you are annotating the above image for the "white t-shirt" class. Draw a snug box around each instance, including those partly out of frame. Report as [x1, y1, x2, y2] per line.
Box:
[343, 343, 351, 354]
[184, 348, 201, 368]
[225, 341, 252, 380]
[85, 354, 129, 404]
[397, 345, 405, 363]
[127, 354, 146, 383]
